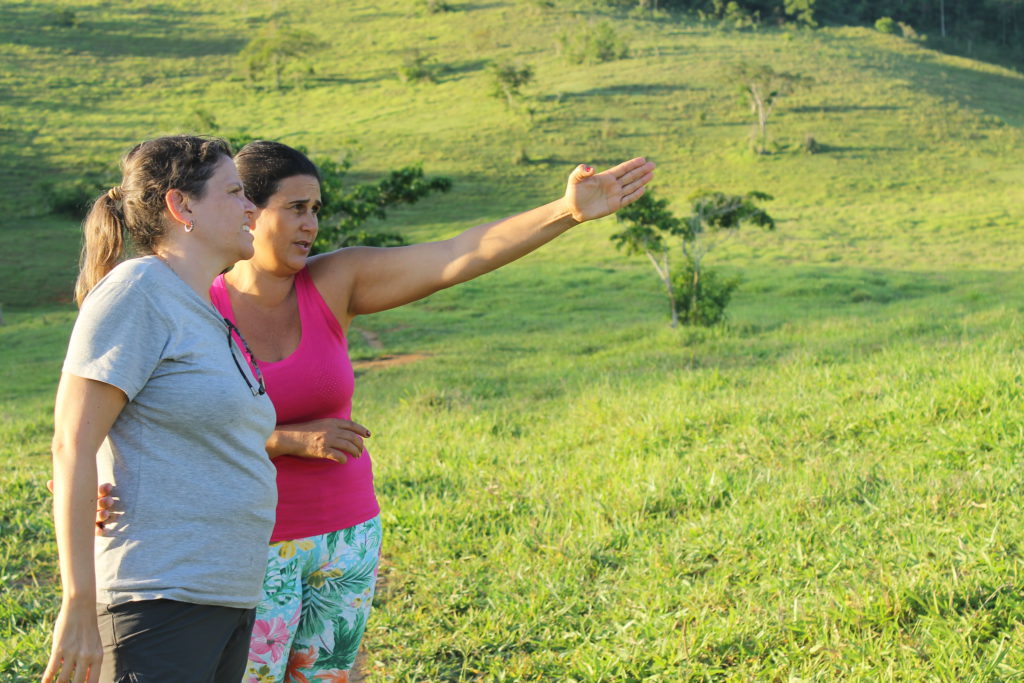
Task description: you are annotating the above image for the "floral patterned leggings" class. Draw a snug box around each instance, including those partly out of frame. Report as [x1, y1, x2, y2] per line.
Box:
[244, 516, 383, 683]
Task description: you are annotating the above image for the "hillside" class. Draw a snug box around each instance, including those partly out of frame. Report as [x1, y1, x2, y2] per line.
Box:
[5, 0, 1024, 679]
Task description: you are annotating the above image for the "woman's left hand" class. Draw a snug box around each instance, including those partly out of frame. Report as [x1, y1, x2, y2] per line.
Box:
[564, 157, 656, 223]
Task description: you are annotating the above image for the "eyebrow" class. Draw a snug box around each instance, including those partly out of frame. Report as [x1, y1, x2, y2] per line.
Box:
[288, 198, 322, 207]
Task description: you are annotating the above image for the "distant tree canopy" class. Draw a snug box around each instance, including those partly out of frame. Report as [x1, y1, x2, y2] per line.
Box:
[635, 0, 1024, 51]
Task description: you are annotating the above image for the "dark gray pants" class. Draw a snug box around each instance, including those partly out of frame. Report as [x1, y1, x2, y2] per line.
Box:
[96, 599, 255, 683]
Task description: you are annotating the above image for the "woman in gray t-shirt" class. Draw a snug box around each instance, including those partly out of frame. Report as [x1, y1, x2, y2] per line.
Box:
[44, 136, 277, 683]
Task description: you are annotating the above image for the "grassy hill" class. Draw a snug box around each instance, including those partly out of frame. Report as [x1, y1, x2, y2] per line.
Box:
[4, 0, 1024, 679]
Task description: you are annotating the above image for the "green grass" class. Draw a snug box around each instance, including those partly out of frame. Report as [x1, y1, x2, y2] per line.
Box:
[6, 0, 1024, 679]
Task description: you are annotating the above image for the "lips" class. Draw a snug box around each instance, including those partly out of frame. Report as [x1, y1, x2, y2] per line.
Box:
[294, 240, 311, 250]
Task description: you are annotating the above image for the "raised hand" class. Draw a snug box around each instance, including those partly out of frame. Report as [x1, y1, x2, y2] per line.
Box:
[564, 157, 656, 223]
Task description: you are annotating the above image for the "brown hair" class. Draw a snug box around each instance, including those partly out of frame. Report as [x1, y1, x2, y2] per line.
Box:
[75, 135, 232, 305]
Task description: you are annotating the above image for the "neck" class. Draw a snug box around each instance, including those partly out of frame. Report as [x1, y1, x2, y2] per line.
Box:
[152, 247, 225, 305]
[224, 260, 297, 307]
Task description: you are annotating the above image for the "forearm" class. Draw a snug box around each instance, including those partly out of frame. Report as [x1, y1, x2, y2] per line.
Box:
[52, 441, 98, 605]
[440, 198, 579, 286]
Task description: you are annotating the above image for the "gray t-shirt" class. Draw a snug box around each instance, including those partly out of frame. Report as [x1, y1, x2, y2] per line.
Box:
[63, 256, 277, 609]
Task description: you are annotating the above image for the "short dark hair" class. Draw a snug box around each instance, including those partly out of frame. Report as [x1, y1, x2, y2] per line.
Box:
[234, 140, 321, 207]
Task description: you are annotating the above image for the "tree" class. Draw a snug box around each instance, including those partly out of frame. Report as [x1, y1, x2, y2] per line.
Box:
[680, 191, 774, 323]
[732, 62, 812, 154]
[488, 61, 534, 107]
[612, 192, 685, 327]
[784, 0, 817, 27]
[240, 24, 324, 90]
[612, 190, 775, 327]
[314, 161, 453, 252]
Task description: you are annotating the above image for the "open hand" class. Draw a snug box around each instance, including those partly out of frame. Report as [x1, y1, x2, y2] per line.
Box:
[564, 157, 656, 223]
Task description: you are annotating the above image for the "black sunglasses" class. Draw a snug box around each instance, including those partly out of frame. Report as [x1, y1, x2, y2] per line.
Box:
[224, 318, 266, 397]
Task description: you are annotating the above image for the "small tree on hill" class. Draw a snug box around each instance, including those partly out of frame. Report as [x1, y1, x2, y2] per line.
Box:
[488, 61, 534, 107]
[612, 190, 775, 327]
[611, 193, 685, 327]
[240, 25, 324, 90]
[680, 190, 774, 323]
[733, 62, 811, 154]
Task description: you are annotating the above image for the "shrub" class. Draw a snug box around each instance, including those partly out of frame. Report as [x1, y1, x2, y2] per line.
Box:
[803, 134, 820, 154]
[672, 261, 740, 326]
[558, 21, 629, 65]
[488, 61, 534, 106]
[50, 8, 78, 28]
[898, 21, 924, 42]
[42, 179, 104, 218]
[875, 17, 897, 34]
[417, 0, 454, 13]
[398, 52, 442, 83]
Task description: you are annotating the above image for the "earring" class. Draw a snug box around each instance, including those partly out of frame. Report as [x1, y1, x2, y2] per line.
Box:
[184, 221, 195, 233]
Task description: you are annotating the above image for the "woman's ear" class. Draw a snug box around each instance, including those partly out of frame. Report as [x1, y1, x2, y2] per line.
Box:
[164, 188, 192, 228]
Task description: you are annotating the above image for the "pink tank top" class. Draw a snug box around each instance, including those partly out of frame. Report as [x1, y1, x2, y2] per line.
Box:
[210, 268, 380, 542]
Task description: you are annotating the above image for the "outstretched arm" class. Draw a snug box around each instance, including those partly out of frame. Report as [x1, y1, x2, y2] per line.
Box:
[309, 157, 655, 326]
[43, 374, 126, 683]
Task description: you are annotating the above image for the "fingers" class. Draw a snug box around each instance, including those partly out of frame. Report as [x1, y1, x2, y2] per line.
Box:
[621, 168, 655, 197]
[620, 184, 648, 208]
[337, 419, 371, 438]
[329, 433, 365, 459]
[42, 652, 59, 682]
[617, 161, 656, 188]
[604, 156, 649, 179]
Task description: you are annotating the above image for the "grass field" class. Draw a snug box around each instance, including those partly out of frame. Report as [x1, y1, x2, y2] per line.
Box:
[5, 0, 1024, 679]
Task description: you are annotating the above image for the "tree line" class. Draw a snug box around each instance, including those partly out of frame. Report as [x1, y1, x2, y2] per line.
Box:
[632, 0, 1024, 50]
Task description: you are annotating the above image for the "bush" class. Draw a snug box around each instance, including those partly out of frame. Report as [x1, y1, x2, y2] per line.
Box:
[417, 0, 454, 13]
[898, 21, 924, 41]
[672, 261, 740, 327]
[488, 61, 534, 105]
[398, 52, 442, 83]
[875, 16, 897, 34]
[41, 179, 104, 218]
[558, 21, 629, 65]
[803, 134, 820, 154]
[50, 8, 78, 28]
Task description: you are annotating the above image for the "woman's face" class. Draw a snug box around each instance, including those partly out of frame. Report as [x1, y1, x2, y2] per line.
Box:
[250, 174, 322, 275]
[186, 156, 258, 264]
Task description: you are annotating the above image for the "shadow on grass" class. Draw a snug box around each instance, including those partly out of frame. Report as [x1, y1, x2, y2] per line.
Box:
[553, 83, 692, 101]
[0, 1, 246, 59]
[828, 31, 1024, 128]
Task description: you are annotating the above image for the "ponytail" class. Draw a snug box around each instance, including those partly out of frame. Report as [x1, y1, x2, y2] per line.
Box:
[74, 190, 127, 306]
[71, 135, 231, 306]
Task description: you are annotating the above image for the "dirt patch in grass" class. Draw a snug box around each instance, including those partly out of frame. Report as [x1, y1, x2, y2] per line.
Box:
[353, 354, 431, 372]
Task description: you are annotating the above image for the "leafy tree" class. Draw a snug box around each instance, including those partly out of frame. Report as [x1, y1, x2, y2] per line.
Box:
[314, 162, 452, 252]
[559, 21, 631, 63]
[784, 0, 816, 27]
[612, 190, 775, 327]
[732, 62, 811, 154]
[488, 61, 534, 107]
[239, 24, 324, 90]
[612, 193, 685, 327]
[680, 191, 774, 323]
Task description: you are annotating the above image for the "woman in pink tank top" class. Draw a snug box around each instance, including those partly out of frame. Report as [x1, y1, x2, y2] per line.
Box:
[106, 141, 650, 682]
